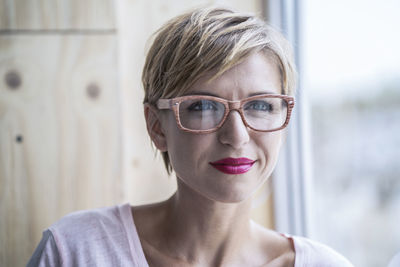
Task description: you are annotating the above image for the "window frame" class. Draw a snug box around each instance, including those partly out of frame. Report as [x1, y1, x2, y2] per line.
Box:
[264, 0, 313, 237]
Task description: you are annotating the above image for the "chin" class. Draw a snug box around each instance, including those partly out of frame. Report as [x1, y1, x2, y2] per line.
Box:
[176, 172, 264, 204]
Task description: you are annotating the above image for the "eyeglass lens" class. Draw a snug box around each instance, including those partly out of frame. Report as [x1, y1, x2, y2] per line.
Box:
[178, 97, 288, 131]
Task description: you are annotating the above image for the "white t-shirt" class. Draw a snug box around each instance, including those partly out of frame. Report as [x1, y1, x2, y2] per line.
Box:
[27, 203, 354, 267]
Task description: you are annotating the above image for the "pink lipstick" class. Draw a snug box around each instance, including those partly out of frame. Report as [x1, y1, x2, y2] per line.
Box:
[209, 157, 256, 174]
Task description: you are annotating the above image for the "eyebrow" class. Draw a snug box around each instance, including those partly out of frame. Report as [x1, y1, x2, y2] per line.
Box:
[248, 91, 277, 96]
[182, 92, 218, 97]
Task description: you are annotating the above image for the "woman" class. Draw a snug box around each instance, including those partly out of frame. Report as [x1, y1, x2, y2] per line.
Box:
[29, 7, 353, 267]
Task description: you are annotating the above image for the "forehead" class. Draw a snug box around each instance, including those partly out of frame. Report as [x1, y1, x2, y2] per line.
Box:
[184, 52, 281, 99]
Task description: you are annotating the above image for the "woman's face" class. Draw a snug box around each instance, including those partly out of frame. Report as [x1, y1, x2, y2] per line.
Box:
[159, 52, 284, 203]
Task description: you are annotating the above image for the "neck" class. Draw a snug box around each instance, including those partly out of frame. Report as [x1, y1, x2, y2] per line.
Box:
[161, 179, 253, 265]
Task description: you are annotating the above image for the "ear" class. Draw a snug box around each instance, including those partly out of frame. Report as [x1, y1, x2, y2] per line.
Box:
[144, 103, 168, 152]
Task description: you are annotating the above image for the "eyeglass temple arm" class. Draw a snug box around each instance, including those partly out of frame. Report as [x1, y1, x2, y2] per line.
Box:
[157, 99, 172, 110]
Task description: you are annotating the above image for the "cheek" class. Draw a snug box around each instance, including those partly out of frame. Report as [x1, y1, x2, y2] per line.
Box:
[169, 135, 194, 171]
[165, 126, 215, 174]
[257, 132, 283, 172]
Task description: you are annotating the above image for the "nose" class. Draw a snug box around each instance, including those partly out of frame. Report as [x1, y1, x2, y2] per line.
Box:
[217, 110, 250, 149]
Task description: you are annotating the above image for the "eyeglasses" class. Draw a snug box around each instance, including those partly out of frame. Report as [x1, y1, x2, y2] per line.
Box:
[157, 94, 295, 133]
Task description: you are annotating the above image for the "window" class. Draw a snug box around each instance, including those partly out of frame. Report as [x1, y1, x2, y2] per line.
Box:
[268, 1, 400, 266]
[304, 1, 400, 266]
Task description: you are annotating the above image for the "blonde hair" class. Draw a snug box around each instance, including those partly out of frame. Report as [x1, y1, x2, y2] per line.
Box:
[142, 6, 297, 174]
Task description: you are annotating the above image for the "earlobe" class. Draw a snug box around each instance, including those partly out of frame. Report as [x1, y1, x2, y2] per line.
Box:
[144, 103, 168, 152]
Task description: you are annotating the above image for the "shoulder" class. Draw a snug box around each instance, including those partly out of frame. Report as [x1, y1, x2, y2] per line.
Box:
[43, 203, 136, 265]
[249, 222, 295, 266]
[289, 235, 354, 267]
[27, 230, 60, 267]
[51, 204, 127, 235]
[48, 203, 134, 249]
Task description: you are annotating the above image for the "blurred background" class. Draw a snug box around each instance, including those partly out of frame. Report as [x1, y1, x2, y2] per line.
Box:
[303, 0, 400, 266]
[0, 1, 399, 266]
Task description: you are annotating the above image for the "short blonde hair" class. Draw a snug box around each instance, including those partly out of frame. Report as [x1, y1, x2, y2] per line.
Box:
[142, 6, 297, 174]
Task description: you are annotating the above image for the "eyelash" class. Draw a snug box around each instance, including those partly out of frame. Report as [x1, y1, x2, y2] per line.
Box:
[250, 102, 272, 111]
[187, 101, 218, 111]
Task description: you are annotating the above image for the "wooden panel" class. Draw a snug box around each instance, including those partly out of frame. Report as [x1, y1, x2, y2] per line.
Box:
[212, 0, 263, 14]
[0, 34, 120, 266]
[0, 0, 115, 30]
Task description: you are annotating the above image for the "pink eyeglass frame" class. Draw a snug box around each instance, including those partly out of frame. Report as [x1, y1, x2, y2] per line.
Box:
[157, 94, 295, 134]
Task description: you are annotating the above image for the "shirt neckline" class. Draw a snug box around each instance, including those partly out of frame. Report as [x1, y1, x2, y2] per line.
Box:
[119, 203, 149, 267]
[120, 203, 300, 267]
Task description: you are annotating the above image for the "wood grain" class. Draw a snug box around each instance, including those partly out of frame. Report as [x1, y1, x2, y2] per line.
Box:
[0, 0, 115, 30]
[0, 34, 120, 266]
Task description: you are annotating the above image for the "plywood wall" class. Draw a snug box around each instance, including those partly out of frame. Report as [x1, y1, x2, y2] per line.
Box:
[0, 1, 271, 266]
[0, 1, 120, 266]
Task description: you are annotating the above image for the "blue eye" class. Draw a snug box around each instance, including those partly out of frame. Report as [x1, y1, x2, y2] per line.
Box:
[188, 100, 218, 111]
[245, 100, 273, 111]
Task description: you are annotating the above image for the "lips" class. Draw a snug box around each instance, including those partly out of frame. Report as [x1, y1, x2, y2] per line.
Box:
[209, 157, 256, 174]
